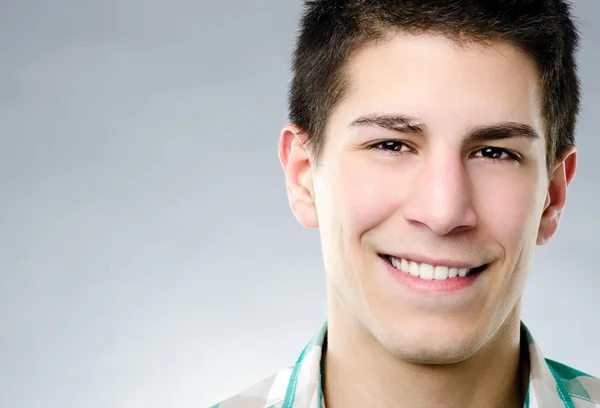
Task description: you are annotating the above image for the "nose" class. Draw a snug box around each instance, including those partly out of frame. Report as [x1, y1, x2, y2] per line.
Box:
[402, 152, 477, 236]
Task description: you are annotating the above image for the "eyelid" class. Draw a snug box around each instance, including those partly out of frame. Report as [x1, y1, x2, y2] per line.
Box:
[367, 140, 523, 162]
[471, 146, 523, 162]
[368, 139, 414, 150]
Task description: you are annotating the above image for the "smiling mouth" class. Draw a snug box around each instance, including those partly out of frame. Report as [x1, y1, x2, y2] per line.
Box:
[380, 254, 488, 280]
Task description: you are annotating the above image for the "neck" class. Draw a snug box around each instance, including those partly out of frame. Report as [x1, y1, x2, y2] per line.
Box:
[323, 297, 528, 408]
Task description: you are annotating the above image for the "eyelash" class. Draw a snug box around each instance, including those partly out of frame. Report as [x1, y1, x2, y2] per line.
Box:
[369, 140, 522, 163]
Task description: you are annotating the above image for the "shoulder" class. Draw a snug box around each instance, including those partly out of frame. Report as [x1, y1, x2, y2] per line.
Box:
[208, 367, 293, 408]
[546, 358, 600, 407]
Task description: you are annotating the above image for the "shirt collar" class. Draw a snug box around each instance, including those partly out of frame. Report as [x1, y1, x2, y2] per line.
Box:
[281, 321, 574, 408]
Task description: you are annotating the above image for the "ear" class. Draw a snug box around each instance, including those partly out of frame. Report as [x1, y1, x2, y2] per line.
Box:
[537, 146, 577, 245]
[278, 123, 319, 228]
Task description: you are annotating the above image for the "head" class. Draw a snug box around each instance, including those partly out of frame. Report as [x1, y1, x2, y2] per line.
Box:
[279, 0, 580, 364]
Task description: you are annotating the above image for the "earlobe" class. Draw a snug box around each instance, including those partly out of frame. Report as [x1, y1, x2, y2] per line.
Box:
[536, 146, 577, 245]
[278, 124, 319, 229]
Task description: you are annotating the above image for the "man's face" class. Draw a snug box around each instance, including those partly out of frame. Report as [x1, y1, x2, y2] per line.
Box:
[281, 33, 574, 364]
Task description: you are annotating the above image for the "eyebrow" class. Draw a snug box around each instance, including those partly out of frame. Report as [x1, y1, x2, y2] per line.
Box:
[465, 122, 540, 143]
[349, 114, 427, 135]
[348, 113, 540, 142]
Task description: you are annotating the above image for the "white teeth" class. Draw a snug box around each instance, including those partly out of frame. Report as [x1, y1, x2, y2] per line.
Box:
[388, 256, 478, 280]
[434, 266, 449, 280]
[420, 263, 434, 280]
[409, 261, 419, 276]
[401, 258, 409, 273]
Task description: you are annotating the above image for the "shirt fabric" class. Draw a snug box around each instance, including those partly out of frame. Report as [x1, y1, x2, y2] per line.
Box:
[210, 322, 600, 408]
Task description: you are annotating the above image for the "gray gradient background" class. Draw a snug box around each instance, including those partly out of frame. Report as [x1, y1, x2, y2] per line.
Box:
[1, 1, 599, 407]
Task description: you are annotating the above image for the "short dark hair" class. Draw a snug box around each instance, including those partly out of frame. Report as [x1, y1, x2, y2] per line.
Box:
[288, 0, 581, 172]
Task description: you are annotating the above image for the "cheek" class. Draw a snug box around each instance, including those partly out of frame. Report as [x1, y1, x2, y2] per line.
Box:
[314, 156, 399, 282]
[334, 158, 399, 235]
[473, 169, 545, 250]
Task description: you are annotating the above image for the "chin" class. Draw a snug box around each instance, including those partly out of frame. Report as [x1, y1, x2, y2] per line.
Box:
[380, 333, 480, 365]
[369, 316, 484, 365]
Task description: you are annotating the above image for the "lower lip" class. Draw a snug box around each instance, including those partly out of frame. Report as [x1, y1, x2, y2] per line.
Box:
[382, 257, 484, 293]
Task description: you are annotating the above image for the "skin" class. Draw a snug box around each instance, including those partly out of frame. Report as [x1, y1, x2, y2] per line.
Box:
[279, 33, 577, 408]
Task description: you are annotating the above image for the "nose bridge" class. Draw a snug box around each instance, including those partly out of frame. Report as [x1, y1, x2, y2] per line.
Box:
[404, 148, 477, 235]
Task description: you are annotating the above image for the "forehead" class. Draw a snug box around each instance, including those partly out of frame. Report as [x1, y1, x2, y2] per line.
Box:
[333, 33, 544, 135]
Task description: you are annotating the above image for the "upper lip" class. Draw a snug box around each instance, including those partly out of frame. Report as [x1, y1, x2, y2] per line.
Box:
[381, 253, 486, 269]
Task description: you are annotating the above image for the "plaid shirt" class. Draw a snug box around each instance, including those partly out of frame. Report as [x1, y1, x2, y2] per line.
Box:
[210, 322, 600, 408]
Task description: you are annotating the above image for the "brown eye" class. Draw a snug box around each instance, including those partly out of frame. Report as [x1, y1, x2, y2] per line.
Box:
[372, 140, 411, 153]
[472, 147, 520, 162]
[481, 147, 505, 159]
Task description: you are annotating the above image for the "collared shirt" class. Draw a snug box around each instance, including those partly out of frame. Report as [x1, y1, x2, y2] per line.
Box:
[210, 322, 600, 408]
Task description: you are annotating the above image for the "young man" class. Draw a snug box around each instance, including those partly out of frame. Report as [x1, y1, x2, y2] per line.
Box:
[211, 1, 599, 407]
